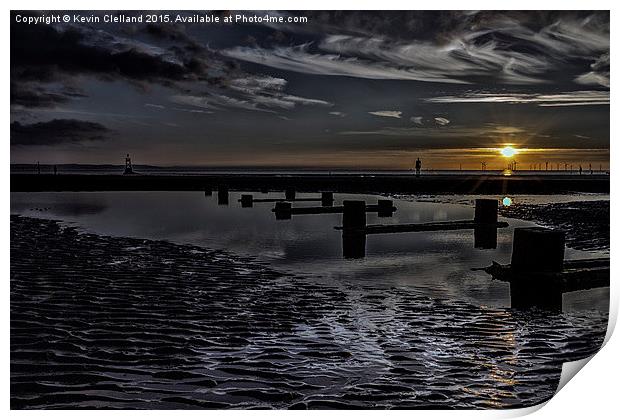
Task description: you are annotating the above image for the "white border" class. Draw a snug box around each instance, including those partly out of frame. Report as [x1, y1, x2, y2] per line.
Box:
[4, 1, 617, 419]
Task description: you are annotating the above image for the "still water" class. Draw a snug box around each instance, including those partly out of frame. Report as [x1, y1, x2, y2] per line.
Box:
[10, 191, 608, 311]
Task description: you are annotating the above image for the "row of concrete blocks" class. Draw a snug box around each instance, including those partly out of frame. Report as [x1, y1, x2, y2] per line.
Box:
[272, 198, 395, 218]
[208, 188, 566, 274]
[206, 187, 333, 207]
[245, 192, 335, 208]
[338, 198, 566, 273]
[337, 198, 500, 229]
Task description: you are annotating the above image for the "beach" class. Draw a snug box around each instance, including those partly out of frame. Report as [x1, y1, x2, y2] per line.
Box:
[10, 175, 610, 409]
[11, 215, 607, 409]
[500, 200, 609, 251]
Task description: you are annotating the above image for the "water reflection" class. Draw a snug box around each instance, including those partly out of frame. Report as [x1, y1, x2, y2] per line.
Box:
[342, 232, 366, 259]
[218, 187, 229, 205]
[9, 191, 608, 311]
[474, 226, 498, 249]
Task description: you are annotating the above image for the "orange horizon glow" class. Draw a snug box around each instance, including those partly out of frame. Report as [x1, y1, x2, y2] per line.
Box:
[13, 147, 608, 171]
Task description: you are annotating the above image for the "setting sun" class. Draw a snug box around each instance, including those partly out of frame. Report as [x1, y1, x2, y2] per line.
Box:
[500, 146, 517, 158]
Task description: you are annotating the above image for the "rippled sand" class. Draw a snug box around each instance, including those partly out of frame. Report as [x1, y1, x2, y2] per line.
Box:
[11, 216, 606, 409]
[500, 200, 609, 251]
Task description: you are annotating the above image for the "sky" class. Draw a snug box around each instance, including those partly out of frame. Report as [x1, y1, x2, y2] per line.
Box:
[10, 10, 610, 170]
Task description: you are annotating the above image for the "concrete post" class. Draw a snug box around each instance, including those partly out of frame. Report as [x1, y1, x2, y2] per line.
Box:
[511, 227, 565, 272]
[507, 227, 566, 311]
[241, 194, 253, 208]
[342, 200, 366, 230]
[474, 199, 498, 224]
[285, 188, 296, 200]
[321, 192, 334, 207]
[274, 202, 292, 220]
[218, 186, 229, 205]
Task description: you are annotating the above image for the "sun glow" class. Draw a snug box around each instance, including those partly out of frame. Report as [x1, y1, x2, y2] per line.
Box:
[500, 146, 517, 158]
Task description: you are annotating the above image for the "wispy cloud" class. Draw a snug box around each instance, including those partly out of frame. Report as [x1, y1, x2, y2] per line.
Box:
[171, 93, 273, 113]
[228, 75, 333, 109]
[171, 75, 333, 113]
[434, 117, 450, 126]
[318, 34, 549, 85]
[223, 44, 469, 84]
[411, 116, 424, 125]
[340, 124, 528, 139]
[575, 72, 610, 88]
[145, 102, 214, 114]
[369, 110, 402, 119]
[228, 75, 288, 93]
[222, 13, 609, 86]
[425, 91, 609, 107]
[172, 107, 213, 114]
[329, 111, 346, 117]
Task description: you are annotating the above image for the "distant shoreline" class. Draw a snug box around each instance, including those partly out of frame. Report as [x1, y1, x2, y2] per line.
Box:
[10, 164, 610, 176]
[11, 173, 610, 194]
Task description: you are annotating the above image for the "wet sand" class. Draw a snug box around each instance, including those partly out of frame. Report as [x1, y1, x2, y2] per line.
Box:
[11, 216, 606, 409]
[500, 200, 609, 251]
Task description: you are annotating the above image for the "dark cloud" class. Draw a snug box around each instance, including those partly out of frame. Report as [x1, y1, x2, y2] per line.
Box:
[10, 11, 229, 109]
[10, 12, 319, 114]
[11, 119, 111, 146]
[11, 22, 188, 83]
[10, 83, 86, 108]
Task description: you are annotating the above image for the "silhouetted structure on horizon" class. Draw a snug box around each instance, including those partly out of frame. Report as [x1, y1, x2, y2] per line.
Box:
[124, 154, 134, 175]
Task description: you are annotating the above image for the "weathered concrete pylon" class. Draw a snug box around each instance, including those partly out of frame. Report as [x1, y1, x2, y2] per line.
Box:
[240, 194, 253, 208]
[218, 186, 229, 205]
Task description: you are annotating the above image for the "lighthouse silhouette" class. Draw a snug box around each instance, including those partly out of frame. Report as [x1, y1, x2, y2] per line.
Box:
[124, 154, 134, 175]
